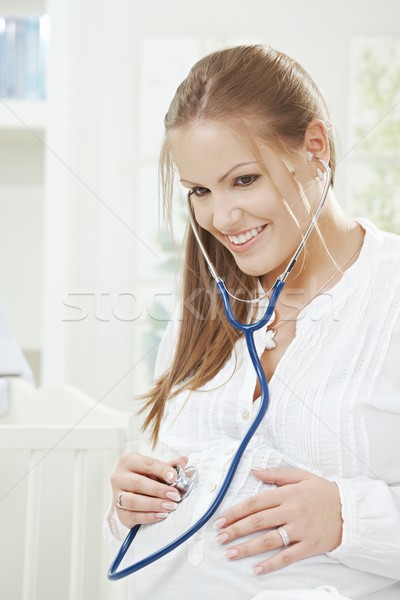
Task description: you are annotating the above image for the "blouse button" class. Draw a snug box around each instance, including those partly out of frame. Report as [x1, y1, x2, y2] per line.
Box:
[241, 409, 250, 421]
[208, 482, 217, 492]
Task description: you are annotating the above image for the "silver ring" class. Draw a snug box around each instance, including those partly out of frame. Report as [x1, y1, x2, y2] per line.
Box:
[116, 492, 127, 511]
[277, 526, 291, 547]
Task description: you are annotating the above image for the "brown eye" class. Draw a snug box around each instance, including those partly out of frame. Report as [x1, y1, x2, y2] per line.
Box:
[191, 186, 209, 198]
[235, 175, 259, 186]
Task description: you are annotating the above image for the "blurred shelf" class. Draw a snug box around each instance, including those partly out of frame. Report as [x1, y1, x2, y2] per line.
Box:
[0, 99, 47, 130]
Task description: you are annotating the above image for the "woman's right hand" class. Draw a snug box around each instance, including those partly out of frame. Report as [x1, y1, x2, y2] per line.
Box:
[111, 453, 188, 528]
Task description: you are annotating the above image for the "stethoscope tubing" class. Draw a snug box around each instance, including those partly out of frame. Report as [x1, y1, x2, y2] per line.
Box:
[108, 157, 331, 580]
[108, 281, 283, 580]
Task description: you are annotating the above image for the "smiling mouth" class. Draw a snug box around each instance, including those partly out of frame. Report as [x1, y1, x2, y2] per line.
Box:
[227, 225, 266, 246]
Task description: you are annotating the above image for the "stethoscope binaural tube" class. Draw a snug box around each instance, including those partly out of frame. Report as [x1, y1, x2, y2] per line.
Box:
[188, 157, 332, 293]
[108, 157, 331, 581]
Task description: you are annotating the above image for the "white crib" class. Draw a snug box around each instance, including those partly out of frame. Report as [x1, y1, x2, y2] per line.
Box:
[0, 377, 135, 600]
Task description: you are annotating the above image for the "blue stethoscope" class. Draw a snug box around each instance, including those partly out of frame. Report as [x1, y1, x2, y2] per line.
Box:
[108, 156, 331, 581]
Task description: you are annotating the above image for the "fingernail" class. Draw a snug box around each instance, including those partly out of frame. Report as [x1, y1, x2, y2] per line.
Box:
[161, 502, 178, 511]
[165, 470, 176, 482]
[251, 566, 263, 575]
[213, 517, 226, 530]
[155, 512, 169, 519]
[225, 548, 238, 559]
[166, 491, 181, 502]
[251, 466, 263, 471]
[216, 533, 229, 545]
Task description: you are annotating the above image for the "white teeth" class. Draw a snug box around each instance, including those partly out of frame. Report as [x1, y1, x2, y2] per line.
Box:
[228, 225, 265, 246]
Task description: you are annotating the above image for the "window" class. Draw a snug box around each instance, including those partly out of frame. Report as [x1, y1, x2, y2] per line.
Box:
[349, 38, 400, 233]
[135, 36, 262, 392]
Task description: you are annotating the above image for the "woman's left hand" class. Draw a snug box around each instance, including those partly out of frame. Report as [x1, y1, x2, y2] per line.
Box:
[214, 467, 343, 575]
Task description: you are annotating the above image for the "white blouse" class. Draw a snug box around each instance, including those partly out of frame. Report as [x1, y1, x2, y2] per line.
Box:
[105, 219, 400, 600]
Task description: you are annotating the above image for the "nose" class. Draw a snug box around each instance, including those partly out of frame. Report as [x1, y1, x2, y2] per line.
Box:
[211, 192, 243, 233]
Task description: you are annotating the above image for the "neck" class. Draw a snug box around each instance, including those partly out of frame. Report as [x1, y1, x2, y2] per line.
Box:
[261, 192, 365, 310]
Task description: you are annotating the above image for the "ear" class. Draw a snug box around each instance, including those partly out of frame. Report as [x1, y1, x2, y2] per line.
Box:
[303, 118, 330, 162]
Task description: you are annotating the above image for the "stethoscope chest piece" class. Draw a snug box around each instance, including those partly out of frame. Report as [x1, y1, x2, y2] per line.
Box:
[172, 465, 197, 500]
[108, 157, 332, 582]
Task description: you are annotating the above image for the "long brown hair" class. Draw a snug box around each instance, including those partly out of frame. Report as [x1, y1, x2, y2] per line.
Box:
[140, 45, 336, 445]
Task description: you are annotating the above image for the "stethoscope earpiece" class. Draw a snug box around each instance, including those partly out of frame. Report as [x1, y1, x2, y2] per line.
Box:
[307, 151, 325, 181]
[108, 154, 332, 583]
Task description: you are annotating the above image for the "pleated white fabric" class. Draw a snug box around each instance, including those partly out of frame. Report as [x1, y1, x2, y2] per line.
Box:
[105, 219, 400, 600]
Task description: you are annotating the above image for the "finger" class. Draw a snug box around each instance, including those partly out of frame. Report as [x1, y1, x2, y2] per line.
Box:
[115, 484, 180, 529]
[120, 453, 178, 484]
[214, 490, 282, 529]
[166, 456, 189, 469]
[116, 490, 179, 514]
[222, 527, 290, 561]
[118, 471, 182, 502]
[216, 507, 283, 544]
[145, 456, 189, 486]
[250, 542, 307, 575]
[251, 467, 314, 486]
[117, 509, 171, 529]
[112, 453, 183, 500]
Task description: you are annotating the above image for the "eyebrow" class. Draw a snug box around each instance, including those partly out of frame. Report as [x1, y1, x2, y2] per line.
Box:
[180, 161, 258, 186]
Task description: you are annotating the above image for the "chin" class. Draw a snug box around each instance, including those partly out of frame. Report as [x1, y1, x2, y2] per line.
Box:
[234, 262, 267, 278]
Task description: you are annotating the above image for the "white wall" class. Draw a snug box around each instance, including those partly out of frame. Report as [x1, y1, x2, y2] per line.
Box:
[1, 0, 399, 417]
[0, 131, 43, 350]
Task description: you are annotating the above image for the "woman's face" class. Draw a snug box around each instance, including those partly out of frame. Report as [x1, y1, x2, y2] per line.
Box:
[171, 120, 321, 279]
